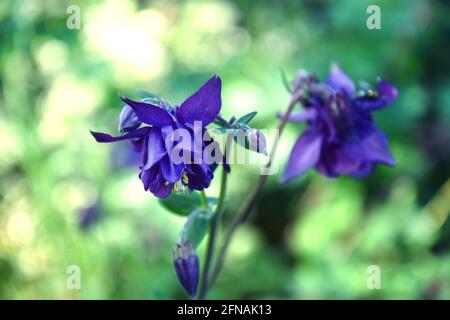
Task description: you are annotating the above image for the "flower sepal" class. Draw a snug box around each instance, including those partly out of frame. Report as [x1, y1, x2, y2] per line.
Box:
[159, 191, 217, 217]
[180, 208, 213, 248]
[137, 89, 172, 110]
[212, 112, 267, 155]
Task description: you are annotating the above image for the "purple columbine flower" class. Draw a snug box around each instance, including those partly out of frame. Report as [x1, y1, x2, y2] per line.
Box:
[91, 76, 229, 198]
[282, 63, 398, 182]
[173, 241, 199, 298]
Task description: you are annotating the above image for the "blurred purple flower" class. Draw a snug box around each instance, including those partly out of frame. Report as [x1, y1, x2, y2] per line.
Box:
[91, 76, 229, 198]
[79, 202, 101, 230]
[282, 63, 398, 182]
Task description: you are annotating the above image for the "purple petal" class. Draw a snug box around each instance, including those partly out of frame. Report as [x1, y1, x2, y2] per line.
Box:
[361, 130, 396, 165]
[151, 178, 173, 198]
[121, 97, 173, 127]
[160, 124, 194, 175]
[176, 75, 222, 126]
[315, 158, 339, 178]
[161, 156, 184, 183]
[161, 125, 176, 156]
[91, 127, 151, 143]
[282, 130, 323, 183]
[331, 150, 361, 174]
[141, 127, 167, 170]
[277, 108, 317, 123]
[377, 79, 398, 107]
[174, 254, 199, 297]
[345, 128, 396, 166]
[130, 137, 145, 153]
[140, 167, 173, 198]
[184, 163, 213, 190]
[322, 142, 362, 176]
[350, 163, 374, 177]
[186, 255, 200, 296]
[326, 63, 355, 96]
[139, 167, 153, 191]
[353, 80, 398, 111]
[184, 122, 206, 157]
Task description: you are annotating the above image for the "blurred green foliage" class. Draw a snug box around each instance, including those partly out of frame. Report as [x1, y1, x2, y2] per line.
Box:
[0, 0, 449, 299]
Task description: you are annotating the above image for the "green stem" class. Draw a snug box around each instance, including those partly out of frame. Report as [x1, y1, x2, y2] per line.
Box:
[197, 164, 228, 300]
[199, 190, 209, 210]
[208, 90, 302, 288]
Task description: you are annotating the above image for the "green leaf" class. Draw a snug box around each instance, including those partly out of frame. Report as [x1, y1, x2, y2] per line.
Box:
[159, 192, 217, 216]
[159, 192, 201, 216]
[236, 111, 257, 125]
[136, 90, 173, 109]
[213, 117, 228, 127]
[280, 68, 292, 93]
[181, 209, 213, 248]
[211, 127, 229, 135]
[136, 89, 161, 103]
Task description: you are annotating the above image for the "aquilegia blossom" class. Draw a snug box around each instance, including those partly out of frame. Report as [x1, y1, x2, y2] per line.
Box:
[91, 76, 229, 198]
[282, 63, 397, 182]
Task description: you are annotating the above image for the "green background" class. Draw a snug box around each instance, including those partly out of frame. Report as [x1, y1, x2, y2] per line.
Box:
[0, 0, 449, 299]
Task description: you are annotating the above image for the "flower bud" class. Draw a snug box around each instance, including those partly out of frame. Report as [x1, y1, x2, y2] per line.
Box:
[118, 104, 142, 132]
[247, 129, 267, 155]
[173, 242, 199, 297]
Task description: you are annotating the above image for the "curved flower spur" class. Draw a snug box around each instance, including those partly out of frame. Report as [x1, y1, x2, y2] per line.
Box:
[91, 76, 230, 198]
[282, 63, 398, 182]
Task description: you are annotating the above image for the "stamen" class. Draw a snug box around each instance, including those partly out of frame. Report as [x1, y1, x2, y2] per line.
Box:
[366, 89, 378, 98]
[172, 181, 185, 195]
[182, 172, 189, 185]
